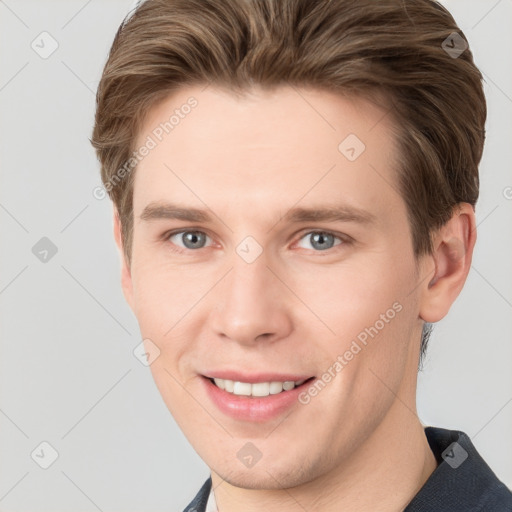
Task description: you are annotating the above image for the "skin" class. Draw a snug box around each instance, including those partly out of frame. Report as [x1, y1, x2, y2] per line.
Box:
[113, 84, 476, 511]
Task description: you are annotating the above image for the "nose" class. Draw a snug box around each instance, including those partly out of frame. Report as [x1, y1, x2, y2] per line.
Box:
[209, 254, 293, 347]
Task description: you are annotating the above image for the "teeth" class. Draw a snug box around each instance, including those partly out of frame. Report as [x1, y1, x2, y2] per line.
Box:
[212, 378, 307, 397]
[252, 382, 270, 397]
[269, 381, 283, 395]
[282, 381, 295, 391]
[233, 381, 252, 396]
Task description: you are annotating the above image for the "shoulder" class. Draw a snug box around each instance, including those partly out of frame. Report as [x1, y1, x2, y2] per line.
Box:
[405, 427, 512, 511]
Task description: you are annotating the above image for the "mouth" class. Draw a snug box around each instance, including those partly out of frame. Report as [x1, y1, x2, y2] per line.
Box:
[201, 373, 316, 421]
[201, 372, 315, 423]
[205, 376, 315, 398]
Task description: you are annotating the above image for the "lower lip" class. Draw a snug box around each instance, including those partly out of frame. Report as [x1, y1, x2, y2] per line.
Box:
[202, 376, 313, 422]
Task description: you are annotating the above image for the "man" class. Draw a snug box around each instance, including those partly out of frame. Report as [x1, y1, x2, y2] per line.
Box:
[91, 0, 512, 510]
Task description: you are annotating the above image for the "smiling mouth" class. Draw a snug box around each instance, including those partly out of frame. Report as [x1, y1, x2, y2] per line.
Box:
[206, 376, 315, 398]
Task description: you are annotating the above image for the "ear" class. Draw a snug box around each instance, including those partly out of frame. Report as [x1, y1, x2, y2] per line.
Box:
[419, 203, 477, 323]
[113, 207, 135, 312]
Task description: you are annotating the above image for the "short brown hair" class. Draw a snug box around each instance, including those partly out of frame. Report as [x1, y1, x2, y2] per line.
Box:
[90, 0, 486, 357]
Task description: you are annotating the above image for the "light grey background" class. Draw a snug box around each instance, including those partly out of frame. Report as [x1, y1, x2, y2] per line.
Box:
[0, 1, 510, 510]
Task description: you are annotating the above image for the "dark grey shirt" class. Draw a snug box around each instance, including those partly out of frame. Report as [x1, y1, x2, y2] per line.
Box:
[183, 427, 512, 511]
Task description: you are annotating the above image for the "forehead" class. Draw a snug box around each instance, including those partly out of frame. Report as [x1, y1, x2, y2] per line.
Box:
[132, 85, 402, 224]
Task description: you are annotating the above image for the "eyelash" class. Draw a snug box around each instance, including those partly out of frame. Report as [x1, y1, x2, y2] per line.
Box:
[160, 228, 352, 254]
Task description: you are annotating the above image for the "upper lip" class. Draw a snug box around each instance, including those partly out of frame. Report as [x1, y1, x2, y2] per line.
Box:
[202, 371, 315, 383]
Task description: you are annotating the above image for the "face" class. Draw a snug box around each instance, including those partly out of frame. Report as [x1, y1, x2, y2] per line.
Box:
[120, 84, 431, 489]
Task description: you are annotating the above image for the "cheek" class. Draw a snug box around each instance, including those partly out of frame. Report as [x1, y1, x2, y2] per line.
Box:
[290, 257, 409, 337]
[300, 258, 419, 394]
[130, 268, 173, 337]
[129, 254, 207, 335]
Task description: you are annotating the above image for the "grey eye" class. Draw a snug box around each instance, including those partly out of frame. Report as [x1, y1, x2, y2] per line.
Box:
[297, 232, 342, 251]
[170, 231, 211, 250]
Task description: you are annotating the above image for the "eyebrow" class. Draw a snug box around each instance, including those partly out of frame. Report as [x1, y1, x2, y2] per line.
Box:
[139, 201, 376, 225]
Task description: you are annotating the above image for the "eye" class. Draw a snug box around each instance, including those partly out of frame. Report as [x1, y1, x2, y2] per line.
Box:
[167, 230, 213, 251]
[163, 229, 349, 253]
[296, 231, 345, 251]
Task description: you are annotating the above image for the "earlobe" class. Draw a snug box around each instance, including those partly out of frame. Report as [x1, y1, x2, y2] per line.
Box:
[419, 203, 476, 323]
[112, 208, 135, 312]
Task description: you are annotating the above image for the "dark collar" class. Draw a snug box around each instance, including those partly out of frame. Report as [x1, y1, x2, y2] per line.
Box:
[404, 427, 512, 511]
[183, 427, 512, 512]
[183, 475, 212, 512]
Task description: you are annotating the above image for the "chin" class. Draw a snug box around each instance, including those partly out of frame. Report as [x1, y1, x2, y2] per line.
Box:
[213, 456, 319, 491]
[220, 470, 300, 490]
